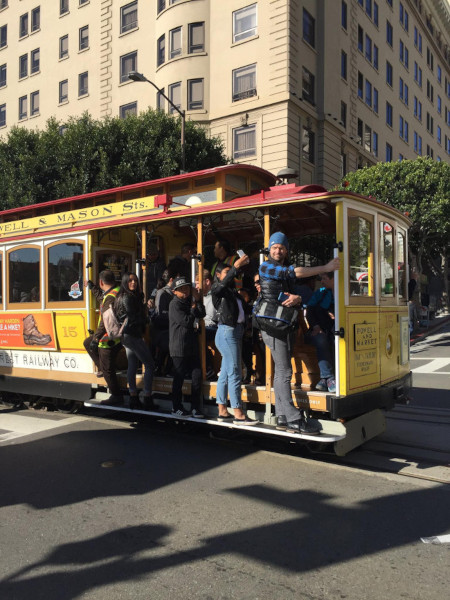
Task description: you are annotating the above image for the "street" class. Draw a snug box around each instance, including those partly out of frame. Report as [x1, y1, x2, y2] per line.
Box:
[0, 324, 449, 600]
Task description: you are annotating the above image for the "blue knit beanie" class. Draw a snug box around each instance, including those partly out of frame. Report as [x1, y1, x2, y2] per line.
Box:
[268, 232, 289, 250]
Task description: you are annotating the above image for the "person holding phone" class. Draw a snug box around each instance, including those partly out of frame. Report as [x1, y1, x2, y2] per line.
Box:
[259, 232, 340, 434]
[211, 257, 258, 425]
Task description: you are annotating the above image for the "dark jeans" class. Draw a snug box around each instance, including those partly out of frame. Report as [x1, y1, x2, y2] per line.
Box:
[171, 354, 202, 411]
[84, 335, 122, 396]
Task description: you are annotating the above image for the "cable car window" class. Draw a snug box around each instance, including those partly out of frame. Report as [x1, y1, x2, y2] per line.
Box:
[48, 242, 84, 303]
[9, 247, 40, 303]
[397, 230, 406, 300]
[348, 213, 373, 298]
[380, 221, 394, 297]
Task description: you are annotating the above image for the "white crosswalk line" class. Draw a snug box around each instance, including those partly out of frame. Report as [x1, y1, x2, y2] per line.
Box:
[412, 358, 450, 374]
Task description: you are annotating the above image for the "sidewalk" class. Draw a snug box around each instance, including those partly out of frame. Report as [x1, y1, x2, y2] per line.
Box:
[410, 311, 450, 345]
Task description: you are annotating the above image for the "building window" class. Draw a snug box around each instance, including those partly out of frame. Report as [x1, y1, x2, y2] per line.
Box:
[19, 95, 27, 120]
[341, 51, 347, 80]
[302, 127, 315, 163]
[341, 1, 347, 29]
[399, 40, 408, 68]
[168, 81, 181, 112]
[426, 47, 434, 71]
[437, 96, 441, 114]
[386, 101, 393, 127]
[437, 125, 441, 145]
[373, 45, 379, 70]
[413, 97, 422, 121]
[79, 25, 89, 50]
[232, 63, 256, 102]
[365, 35, 372, 62]
[386, 61, 393, 86]
[120, 1, 137, 34]
[157, 0, 166, 14]
[233, 124, 256, 159]
[373, 88, 378, 113]
[358, 71, 363, 98]
[373, 1, 378, 26]
[79, 0, 89, 5]
[120, 51, 137, 83]
[302, 66, 315, 104]
[59, 79, 68, 103]
[364, 124, 372, 153]
[414, 62, 422, 87]
[426, 80, 434, 103]
[188, 22, 204, 53]
[0, 1, 8, 10]
[0, 25, 6, 48]
[341, 101, 347, 128]
[157, 89, 165, 111]
[426, 113, 433, 135]
[437, 65, 442, 84]
[399, 2, 409, 31]
[386, 143, 392, 162]
[19, 54, 28, 79]
[169, 27, 181, 59]
[233, 3, 257, 43]
[365, 0, 372, 19]
[0, 103, 5, 128]
[0, 63, 5, 87]
[157, 35, 165, 67]
[358, 26, 363, 52]
[30, 90, 39, 116]
[120, 101, 137, 118]
[8, 247, 40, 304]
[302, 9, 315, 48]
[60, 0, 69, 15]
[373, 131, 378, 157]
[386, 20, 393, 46]
[19, 13, 28, 38]
[31, 7, 40, 32]
[78, 71, 88, 96]
[31, 48, 40, 74]
[188, 78, 203, 110]
[59, 35, 69, 59]
[357, 119, 363, 145]
[365, 80, 372, 107]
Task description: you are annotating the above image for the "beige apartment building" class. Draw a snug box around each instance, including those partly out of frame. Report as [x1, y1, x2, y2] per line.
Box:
[0, 0, 449, 187]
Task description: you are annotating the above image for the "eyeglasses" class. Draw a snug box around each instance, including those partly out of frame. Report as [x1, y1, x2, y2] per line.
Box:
[254, 279, 260, 284]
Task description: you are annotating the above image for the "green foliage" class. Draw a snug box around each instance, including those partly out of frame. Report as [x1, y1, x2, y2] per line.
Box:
[335, 158, 450, 257]
[0, 110, 228, 210]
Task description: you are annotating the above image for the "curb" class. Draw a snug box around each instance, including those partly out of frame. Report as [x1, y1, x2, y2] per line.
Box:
[410, 314, 450, 346]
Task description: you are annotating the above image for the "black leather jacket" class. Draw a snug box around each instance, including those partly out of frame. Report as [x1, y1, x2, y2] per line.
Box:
[211, 266, 241, 327]
[259, 258, 297, 303]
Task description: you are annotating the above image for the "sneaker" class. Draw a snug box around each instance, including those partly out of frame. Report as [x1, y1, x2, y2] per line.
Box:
[171, 408, 190, 417]
[233, 416, 259, 426]
[327, 377, 336, 393]
[315, 378, 328, 392]
[191, 408, 205, 419]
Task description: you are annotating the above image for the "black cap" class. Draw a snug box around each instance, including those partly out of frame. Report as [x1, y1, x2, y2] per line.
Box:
[172, 276, 190, 290]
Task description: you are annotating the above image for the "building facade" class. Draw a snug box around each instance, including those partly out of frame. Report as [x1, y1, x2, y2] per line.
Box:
[0, 0, 449, 187]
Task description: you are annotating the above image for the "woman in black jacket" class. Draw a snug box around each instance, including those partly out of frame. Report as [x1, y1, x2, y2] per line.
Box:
[115, 273, 155, 410]
[211, 257, 257, 425]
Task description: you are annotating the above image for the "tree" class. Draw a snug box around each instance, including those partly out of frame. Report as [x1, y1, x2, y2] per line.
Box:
[0, 110, 228, 210]
[335, 158, 450, 310]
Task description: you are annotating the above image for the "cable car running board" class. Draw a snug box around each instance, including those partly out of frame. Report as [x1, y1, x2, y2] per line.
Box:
[83, 402, 345, 443]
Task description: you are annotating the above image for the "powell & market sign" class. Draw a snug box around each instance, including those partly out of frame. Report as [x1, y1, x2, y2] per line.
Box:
[0, 196, 160, 239]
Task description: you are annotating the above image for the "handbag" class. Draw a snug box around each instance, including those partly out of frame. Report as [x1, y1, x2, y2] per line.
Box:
[102, 304, 128, 340]
[253, 299, 299, 340]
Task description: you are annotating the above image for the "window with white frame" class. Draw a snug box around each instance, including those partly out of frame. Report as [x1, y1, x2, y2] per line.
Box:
[0, 25, 6, 48]
[302, 126, 315, 163]
[19, 13, 28, 38]
[232, 63, 256, 102]
[59, 35, 69, 59]
[0, 63, 5, 88]
[232, 4, 257, 43]
[120, 51, 137, 83]
[79, 25, 89, 50]
[19, 54, 28, 79]
[188, 78, 203, 110]
[31, 48, 40, 74]
[59, 79, 68, 103]
[169, 27, 181, 59]
[302, 66, 315, 104]
[168, 82, 181, 112]
[0, 103, 5, 128]
[157, 35, 165, 66]
[121, 2, 137, 34]
[31, 7, 40, 32]
[120, 101, 137, 118]
[78, 71, 88, 96]
[30, 90, 39, 116]
[19, 95, 27, 119]
[60, 0, 69, 15]
[157, 89, 165, 111]
[302, 8, 315, 47]
[188, 22, 204, 53]
[233, 124, 256, 159]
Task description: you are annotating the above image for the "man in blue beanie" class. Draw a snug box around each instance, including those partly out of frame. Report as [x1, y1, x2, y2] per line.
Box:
[258, 232, 340, 435]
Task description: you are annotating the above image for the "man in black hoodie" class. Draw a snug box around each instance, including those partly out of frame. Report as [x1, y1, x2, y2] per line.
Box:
[169, 276, 206, 418]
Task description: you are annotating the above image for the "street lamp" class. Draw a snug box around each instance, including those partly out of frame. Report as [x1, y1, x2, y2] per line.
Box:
[128, 71, 186, 173]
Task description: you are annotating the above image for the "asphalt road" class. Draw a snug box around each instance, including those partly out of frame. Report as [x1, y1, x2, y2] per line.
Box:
[0, 407, 449, 600]
[410, 321, 450, 408]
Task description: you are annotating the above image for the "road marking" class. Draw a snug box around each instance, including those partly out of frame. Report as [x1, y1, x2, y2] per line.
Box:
[412, 358, 450, 374]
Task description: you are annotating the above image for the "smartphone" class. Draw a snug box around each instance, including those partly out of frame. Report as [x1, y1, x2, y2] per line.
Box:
[237, 249, 245, 258]
[278, 292, 289, 303]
